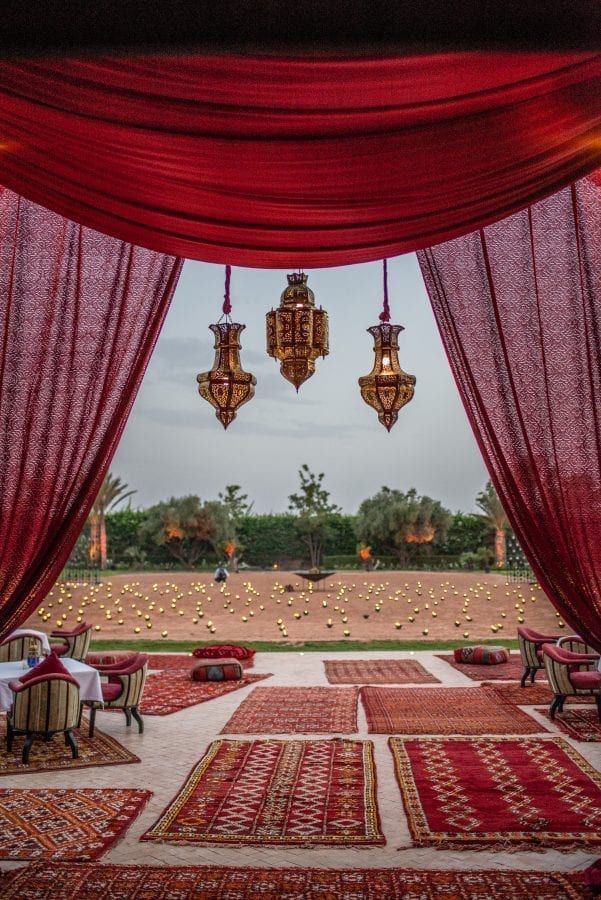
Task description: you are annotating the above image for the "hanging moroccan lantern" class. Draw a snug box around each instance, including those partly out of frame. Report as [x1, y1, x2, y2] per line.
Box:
[359, 259, 416, 431]
[197, 266, 256, 429]
[266, 272, 329, 391]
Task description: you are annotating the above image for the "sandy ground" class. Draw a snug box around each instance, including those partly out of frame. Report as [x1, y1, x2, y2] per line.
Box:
[25, 570, 569, 644]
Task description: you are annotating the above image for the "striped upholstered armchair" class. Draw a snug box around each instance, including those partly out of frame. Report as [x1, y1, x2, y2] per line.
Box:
[88, 653, 148, 737]
[0, 632, 43, 662]
[557, 635, 598, 655]
[517, 626, 561, 687]
[542, 643, 601, 721]
[50, 623, 92, 660]
[7, 673, 80, 763]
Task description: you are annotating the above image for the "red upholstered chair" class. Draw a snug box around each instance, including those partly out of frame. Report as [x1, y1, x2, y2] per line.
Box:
[542, 643, 601, 721]
[7, 673, 80, 763]
[88, 654, 148, 737]
[517, 626, 561, 687]
[88, 653, 140, 673]
[557, 634, 598, 655]
[0, 632, 43, 662]
[50, 623, 92, 660]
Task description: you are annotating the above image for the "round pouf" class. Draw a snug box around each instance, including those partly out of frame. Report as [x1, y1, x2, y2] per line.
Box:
[453, 646, 510, 665]
[191, 657, 243, 682]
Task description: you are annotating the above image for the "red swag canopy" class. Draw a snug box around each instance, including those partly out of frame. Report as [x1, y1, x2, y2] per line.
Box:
[0, 52, 599, 266]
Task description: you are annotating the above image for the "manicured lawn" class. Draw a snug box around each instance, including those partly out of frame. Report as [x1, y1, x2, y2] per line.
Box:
[90, 638, 520, 653]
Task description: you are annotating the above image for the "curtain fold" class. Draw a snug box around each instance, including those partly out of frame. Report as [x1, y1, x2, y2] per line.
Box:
[0, 189, 182, 639]
[0, 53, 599, 266]
[418, 174, 601, 652]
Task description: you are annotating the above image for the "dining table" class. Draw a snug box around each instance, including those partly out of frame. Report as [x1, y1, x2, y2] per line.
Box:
[0, 657, 103, 711]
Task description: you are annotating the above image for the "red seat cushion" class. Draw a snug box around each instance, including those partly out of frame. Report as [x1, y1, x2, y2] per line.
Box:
[50, 642, 68, 655]
[101, 682, 122, 702]
[570, 670, 601, 690]
[20, 652, 70, 683]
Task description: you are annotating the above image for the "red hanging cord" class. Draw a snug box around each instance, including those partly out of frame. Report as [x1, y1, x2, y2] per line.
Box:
[379, 258, 391, 322]
[222, 264, 232, 316]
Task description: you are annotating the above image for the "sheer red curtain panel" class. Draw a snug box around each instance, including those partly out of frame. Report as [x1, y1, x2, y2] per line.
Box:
[0, 53, 599, 266]
[418, 174, 601, 652]
[0, 189, 182, 639]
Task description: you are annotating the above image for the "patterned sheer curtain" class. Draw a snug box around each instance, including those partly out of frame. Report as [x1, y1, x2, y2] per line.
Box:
[0, 189, 182, 638]
[418, 175, 601, 651]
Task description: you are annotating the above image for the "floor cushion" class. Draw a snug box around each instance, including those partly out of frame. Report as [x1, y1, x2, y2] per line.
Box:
[192, 644, 255, 662]
[191, 658, 243, 682]
[453, 646, 510, 665]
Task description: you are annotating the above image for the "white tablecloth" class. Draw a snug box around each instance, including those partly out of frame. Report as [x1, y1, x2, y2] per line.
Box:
[6, 628, 51, 654]
[0, 658, 102, 711]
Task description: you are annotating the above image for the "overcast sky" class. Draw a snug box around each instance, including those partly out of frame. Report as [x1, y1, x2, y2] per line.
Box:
[112, 254, 488, 514]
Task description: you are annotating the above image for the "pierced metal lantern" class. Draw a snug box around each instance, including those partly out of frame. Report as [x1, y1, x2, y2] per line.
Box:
[266, 272, 329, 391]
[197, 322, 256, 429]
[359, 322, 416, 432]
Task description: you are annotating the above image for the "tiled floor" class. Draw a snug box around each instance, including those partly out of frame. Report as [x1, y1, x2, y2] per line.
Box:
[1, 651, 599, 876]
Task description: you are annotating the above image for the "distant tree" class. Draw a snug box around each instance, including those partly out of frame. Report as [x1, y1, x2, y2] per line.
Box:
[475, 480, 509, 567]
[217, 485, 254, 570]
[218, 484, 253, 522]
[139, 496, 232, 568]
[440, 513, 494, 556]
[355, 487, 451, 567]
[288, 465, 341, 570]
[88, 473, 136, 569]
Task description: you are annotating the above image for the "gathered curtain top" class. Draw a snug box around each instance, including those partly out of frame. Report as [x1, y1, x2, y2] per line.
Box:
[0, 52, 599, 265]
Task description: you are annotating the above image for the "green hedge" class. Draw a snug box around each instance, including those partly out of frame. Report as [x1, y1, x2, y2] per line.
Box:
[73, 509, 497, 571]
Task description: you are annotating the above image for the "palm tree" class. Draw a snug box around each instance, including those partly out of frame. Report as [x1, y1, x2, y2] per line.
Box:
[475, 480, 509, 568]
[88, 473, 136, 569]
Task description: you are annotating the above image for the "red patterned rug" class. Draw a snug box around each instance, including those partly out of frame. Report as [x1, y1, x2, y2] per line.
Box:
[324, 659, 440, 684]
[0, 863, 588, 899]
[437, 652, 546, 682]
[481, 682, 594, 707]
[221, 687, 358, 733]
[129, 671, 271, 716]
[537, 707, 601, 742]
[361, 687, 543, 734]
[0, 717, 139, 775]
[142, 738, 382, 846]
[0, 788, 149, 860]
[390, 735, 601, 851]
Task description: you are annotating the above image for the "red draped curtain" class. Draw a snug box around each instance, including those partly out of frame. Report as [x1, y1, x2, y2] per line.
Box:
[0, 53, 599, 266]
[0, 189, 182, 639]
[418, 174, 601, 652]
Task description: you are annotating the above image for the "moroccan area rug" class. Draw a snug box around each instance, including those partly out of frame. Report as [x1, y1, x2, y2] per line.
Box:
[481, 681, 594, 707]
[0, 863, 588, 899]
[0, 717, 139, 775]
[142, 738, 382, 846]
[132, 671, 271, 716]
[436, 652, 541, 682]
[537, 707, 601, 742]
[360, 687, 543, 734]
[324, 659, 440, 684]
[221, 687, 358, 734]
[389, 736, 601, 851]
[0, 788, 150, 860]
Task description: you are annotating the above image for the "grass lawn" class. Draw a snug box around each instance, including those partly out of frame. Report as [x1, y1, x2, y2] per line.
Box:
[89, 637, 520, 653]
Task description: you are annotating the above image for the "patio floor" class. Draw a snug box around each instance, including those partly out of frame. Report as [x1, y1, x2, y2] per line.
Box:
[0, 649, 598, 886]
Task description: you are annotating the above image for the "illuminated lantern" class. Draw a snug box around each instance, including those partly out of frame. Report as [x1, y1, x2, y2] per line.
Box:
[197, 265, 256, 429]
[266, 272, 329, 390]
[359, 260, 416, 431]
